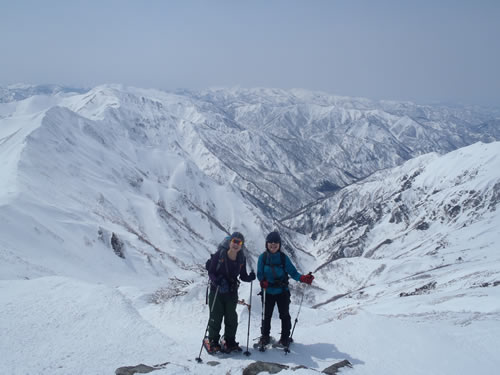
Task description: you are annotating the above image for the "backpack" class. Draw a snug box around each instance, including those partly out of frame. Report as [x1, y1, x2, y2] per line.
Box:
[204, 237, 246, 302]
[205, 251, 220, 272]
[262, 251, 289, 288]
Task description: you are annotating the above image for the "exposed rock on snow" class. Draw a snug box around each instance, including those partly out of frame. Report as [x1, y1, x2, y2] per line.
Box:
[399, 281, 437, 297]
[322, 359, 354, 374]
[240, 359, 353, 375]
[242, 361, 289, 375]
[115, 363, 167, 375]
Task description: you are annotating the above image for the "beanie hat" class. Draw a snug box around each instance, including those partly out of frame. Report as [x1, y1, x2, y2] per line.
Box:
[265, 231, 281, 246]
[230, 231, 245, 243]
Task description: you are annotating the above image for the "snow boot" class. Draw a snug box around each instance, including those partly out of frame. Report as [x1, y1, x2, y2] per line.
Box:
[277, 336, 293, 348]
[221, 338, 242, 353]
[203, 337, 221, 354]
[258, 335, 270, 346]
[253, 335, 275, 351]
[279, 337, 289, 347]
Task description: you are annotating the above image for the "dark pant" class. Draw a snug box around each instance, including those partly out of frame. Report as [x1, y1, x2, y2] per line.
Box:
[261, 290, 291, 339]
[207, 289, 238, 343]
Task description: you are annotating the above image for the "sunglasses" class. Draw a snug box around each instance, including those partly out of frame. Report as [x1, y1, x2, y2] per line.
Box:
[231, 238, 243, 246]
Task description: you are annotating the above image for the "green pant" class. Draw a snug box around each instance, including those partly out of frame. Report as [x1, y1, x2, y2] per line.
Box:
[207, 289, 238, 343]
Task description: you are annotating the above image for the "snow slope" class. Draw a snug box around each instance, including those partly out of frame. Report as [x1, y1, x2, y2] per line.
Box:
[0, 277, 173, 374]
[1, 275, 498, 375]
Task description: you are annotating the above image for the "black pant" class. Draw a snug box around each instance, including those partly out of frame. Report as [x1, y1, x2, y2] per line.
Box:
[261, 290, 291, 338]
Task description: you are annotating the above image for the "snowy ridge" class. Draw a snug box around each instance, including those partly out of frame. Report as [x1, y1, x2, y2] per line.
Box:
[0, 90, 266, 282]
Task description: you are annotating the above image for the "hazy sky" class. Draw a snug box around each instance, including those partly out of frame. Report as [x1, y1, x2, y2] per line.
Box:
[1, 0, 499, 106]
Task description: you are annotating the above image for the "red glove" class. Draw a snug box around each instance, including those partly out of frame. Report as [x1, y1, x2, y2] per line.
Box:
[300, 274, 314, 285]
[260, 280, 269, 289]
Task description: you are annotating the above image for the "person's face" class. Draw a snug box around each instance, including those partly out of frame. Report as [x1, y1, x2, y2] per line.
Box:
[267, 241, 280, 253]
[229, 238, 243, 252]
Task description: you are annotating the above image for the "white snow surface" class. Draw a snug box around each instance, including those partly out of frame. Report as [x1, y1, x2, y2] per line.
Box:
[0, 85, 499, 374]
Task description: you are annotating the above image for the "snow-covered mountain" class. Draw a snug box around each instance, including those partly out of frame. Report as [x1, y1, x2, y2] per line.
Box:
[281, 142, 500, 305]
[2, 84, 498, 281]
[3, 85, 499, 219]
[1, 84, 499, 375]
[0, 84, 86, 103]
[180, 87, 499, 216]
[0, 85, 269, 283]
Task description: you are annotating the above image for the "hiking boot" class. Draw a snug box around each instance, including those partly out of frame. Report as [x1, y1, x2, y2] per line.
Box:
[258, 335, 270, 346]
[203, 338, 221, 354]
[278, 336, 293, 347]
[221, 338, 242, 353]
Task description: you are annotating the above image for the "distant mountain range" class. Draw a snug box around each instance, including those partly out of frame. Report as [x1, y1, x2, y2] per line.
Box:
[176, 87, 500, 217]
[0, 84, 87, 103]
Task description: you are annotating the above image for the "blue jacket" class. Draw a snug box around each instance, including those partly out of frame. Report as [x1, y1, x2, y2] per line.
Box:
[257, 250, 302, 295]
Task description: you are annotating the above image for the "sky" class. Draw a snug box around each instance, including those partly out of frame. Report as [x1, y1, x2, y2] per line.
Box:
[1, 0, 499, 107]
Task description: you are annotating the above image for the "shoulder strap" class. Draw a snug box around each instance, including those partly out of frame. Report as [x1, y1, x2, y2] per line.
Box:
[280, 252, 286, 270]
[265, 251, 288, 285]
[238, 252, 246, 270]
[264, 251, 286, 270]
[214, 248, 227, 274]
[261, 252, 268, 281]
[220, 248, 243, 282]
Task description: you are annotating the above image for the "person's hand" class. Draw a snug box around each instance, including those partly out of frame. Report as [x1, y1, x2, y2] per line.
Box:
[248, 271, 256, 281]
[260, 280, 269, 289]
[299, 273, 314, 285]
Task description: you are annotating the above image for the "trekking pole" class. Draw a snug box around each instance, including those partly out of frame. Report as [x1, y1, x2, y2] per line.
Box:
[195, 286, 219, 363]
[205, 279, 209, 305]
[286, 272, 312, 355]
[259, 287, 267, 352]
[243, 274, 253, 356]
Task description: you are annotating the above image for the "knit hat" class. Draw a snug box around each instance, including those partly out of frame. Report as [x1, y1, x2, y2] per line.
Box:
[230, 231, 245, 243]
[265, 231, 281, 246]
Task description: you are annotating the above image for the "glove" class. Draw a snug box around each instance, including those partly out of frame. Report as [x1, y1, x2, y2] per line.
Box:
[260, 280, 269, 289]
[248, 271, 256, 281]
[300, 273, 314, 285]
